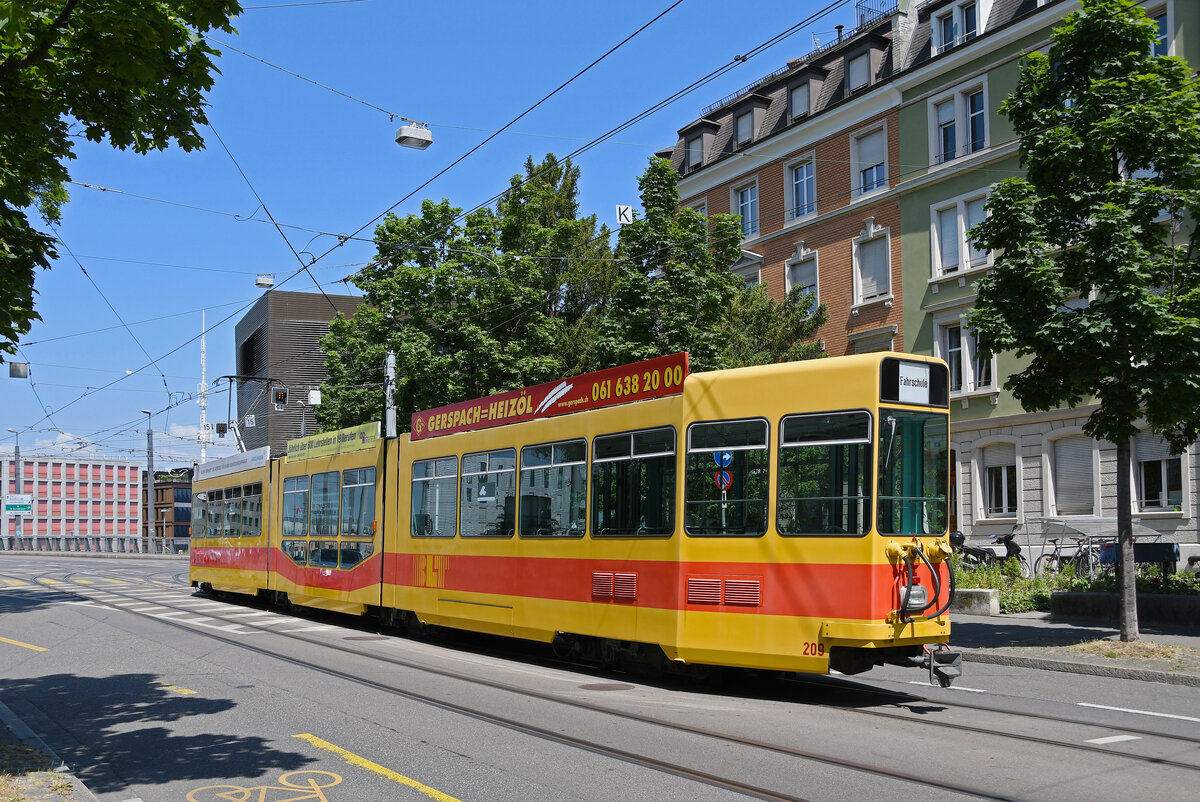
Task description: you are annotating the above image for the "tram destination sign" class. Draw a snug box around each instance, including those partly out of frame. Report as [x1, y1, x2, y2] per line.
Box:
[411, 352, 689, 441]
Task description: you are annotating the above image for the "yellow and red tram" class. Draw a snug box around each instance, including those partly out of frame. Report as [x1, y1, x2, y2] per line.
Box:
[191, 352, 961, 684]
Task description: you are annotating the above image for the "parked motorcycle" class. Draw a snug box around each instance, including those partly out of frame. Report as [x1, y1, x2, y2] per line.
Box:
[949, 527, 1031, 577]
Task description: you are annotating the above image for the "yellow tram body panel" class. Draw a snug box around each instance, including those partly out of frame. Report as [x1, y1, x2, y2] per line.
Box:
[189, 448, 273, 597]
[270, 427, 387, 615]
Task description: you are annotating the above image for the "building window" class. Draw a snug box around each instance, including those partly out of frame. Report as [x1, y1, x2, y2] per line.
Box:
[1135, 431, 1182, 510]
[852, 126, 887, 195]
[930, 85, 987, 164]
[934, 2, 979, 54]
[981, 443, 1017, 517]
[789, 83, 810, 120]
[940, 321, 993, 394]
[788, 158, 815, 219]
[786, 248, 818, 313]
[1053, 435, 1094, 516]
[932, 193, 989, 277]
[735, 182, 759, 238]
[847, 53, 869, 91]
[685, 136, 703, 171]
[853, 224, 890, 305]
[1153, 10, 1168, 57]
[735, 111, 754, 148]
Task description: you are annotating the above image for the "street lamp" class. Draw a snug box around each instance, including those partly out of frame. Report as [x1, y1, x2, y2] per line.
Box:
[6, 428, 21, 541]
[141, 410, 155, 546]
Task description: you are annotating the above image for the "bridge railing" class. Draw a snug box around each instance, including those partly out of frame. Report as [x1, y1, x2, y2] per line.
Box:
[0, 535, 189, 555]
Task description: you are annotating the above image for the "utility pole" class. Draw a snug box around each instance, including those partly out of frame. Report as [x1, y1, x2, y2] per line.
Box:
[6, 428, 22, 543]
[141, 410, 155, 546]
[385, 352, 397, 439]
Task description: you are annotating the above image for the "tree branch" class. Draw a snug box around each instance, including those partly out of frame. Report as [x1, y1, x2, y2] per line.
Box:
[0, 0, 83, 79]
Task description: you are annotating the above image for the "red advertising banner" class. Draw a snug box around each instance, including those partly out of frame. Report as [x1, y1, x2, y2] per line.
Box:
[410, 352, 689, 441]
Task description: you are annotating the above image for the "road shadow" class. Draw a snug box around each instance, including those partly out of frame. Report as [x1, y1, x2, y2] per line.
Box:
[0, 673, 312, 794]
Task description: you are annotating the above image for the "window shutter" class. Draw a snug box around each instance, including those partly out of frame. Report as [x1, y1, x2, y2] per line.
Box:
[853, 332, 893, 353]
[857, 236, 889, 300]
[1135, 431, 1172, 462]
[983, 443, 1015, 468]
[938, 208, 959, 271]
[858, 128, 885, 167]
[790, 83, 809, 117]
[1054, 435, 1093, 515]
[788, 257, 817, 295]
[848, 54, 869, 89]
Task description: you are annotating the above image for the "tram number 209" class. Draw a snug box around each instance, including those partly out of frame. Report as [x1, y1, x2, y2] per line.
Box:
[802, 642, 826, 657]
[591, 365, 686, 402]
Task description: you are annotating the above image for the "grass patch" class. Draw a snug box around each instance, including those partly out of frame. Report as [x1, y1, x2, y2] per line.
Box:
[951, 554, 1200, 613]
[0, 745, 50, 776]
[1063, 639, 1189, 660]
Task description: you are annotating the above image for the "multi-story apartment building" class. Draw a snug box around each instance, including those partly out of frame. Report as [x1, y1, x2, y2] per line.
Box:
[2, 454, 142, 545]
[142, 467, 193, 545]
[661, 0, 1198, 545]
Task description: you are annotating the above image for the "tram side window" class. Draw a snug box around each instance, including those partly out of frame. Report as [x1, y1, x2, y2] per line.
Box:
[223, 486, 242, 538]
[519, 440, 586, 537]
[282, 540, 307, 566]
[282, 476, 309, 537]
[242, 482, 263, 539]
[340, 468, 376, 537]
[309, 540, 339, 567]
[591, 427, 676, 537]
[192, 491, 207, 537]
[412, 457, 457, 537]
[685, 420, 769, 536]
[878, 408, 949, 535]
[207, 488, 223, 538]
[460, 448, 516, 537]
[310, 471, 339, 537]
[778, 412, 871, 536]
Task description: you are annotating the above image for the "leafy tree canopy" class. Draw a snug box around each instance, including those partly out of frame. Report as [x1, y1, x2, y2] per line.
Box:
[970, 0, 1200, 451]
[316, 155, 614, 431]
[0, 0, 241, 360]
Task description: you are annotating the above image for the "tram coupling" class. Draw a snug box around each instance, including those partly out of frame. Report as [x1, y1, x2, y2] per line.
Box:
[911, 643, 963, 688]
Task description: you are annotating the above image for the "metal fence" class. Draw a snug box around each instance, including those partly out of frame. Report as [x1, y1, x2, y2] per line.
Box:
[0, 535, 189, 555]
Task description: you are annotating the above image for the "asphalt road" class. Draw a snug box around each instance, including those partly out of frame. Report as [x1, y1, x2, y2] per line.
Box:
[1, 555, 1197, 802]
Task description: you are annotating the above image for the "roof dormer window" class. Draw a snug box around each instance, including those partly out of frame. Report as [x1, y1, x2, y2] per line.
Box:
[847, 53, 870, 92]
[735, 111, 754, 148]
[789, 83, 810, 121]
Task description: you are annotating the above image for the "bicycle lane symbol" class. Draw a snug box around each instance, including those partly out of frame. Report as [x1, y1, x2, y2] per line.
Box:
[186, 769, 342, 802]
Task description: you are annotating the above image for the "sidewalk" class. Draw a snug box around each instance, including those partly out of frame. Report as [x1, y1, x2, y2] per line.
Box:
[0, 702, 96, 802]
[951, 611, 1200, 686]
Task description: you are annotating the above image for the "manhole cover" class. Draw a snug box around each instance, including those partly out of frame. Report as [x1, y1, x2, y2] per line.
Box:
[343, 636, 388, 641]
[578, 683, 635, 691]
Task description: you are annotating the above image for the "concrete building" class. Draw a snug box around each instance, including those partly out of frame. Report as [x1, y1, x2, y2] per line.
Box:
[2, 454, 142, 548]
[141, 467, 193, 546]
[233, 290, 363, 457]
[661, 0, 1198, 544]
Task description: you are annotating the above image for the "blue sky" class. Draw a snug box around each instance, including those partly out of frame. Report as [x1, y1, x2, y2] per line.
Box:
[4, 0, 861, 468]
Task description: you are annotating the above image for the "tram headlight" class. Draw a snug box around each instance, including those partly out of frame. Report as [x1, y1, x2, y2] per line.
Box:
[901, 583, 928, 612]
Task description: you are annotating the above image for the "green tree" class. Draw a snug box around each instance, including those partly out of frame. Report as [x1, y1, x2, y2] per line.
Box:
[968, 0, 1200, 640]
[0, 0, 240, 360]
[591, 157, 825, 372]
[316, 155, 613, 432]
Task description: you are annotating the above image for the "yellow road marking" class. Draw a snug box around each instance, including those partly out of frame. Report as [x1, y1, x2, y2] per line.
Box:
[0, 636, 48, 652]
[99, 579, 129, 584]
[3, 579, 29, 586]
[74, 579, 93, 584]
[294, 734, 462, 802]
[155, 681, 197, 696]
[40, 579, 63, 585]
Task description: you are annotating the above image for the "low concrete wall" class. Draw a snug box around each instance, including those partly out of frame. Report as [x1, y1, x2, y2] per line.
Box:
[1050, 592, 1200, 625]
[951, 588, 1000, 616]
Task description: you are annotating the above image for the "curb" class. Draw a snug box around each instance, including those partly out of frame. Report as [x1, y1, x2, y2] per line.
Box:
[0, 700, 99, 802]
[961, 648, 1200, 687]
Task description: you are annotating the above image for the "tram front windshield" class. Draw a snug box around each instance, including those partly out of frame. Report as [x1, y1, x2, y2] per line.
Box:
[876, 408, 948, 536]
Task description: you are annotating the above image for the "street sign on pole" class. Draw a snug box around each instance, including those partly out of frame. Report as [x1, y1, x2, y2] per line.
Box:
[616, 205, 634, 226]
[3, 494, 32, 515]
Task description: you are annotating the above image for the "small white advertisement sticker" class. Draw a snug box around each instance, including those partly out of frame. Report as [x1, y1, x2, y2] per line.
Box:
[897, 362, 931, 405]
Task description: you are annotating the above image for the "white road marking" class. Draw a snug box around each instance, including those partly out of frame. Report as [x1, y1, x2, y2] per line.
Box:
[279, 626, 338, 633]
[1085, 734, 1142, 745]
[907, 681, 987, 693]
[1077, 702, 1200, 723]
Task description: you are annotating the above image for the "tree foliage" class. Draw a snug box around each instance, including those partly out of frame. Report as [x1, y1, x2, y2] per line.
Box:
[0, 0, 241, 360]
[318, 154, 829, 433]
[316, 155, 614, 431]
[968, 0, 1200, 639]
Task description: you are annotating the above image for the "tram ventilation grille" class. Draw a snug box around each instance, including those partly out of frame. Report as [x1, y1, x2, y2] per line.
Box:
[686, 577, 722, 605]
[723, 579, 762, 606]
[614, 572, 637, 600]
[686, 577, 762, 606]
[592, 572, 615, 599]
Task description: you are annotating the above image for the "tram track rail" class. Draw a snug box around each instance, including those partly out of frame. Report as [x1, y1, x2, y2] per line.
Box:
[16, 570, 1030, 800]
[12, 567, 1200, 797]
